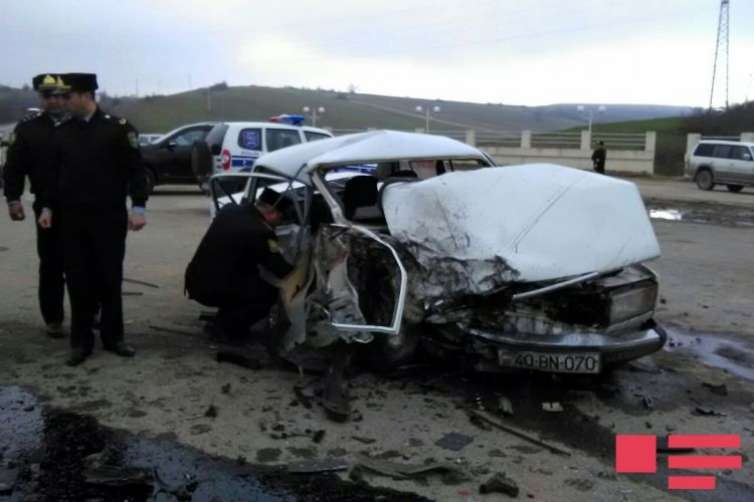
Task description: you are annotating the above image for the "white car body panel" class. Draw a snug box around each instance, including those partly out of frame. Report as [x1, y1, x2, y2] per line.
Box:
[381, 163, 660, 286]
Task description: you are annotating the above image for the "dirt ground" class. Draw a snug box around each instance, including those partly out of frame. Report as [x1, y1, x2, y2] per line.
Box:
[1, 177, 753, 501]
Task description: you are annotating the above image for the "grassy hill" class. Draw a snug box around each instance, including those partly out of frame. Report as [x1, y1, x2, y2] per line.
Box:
[2, 82, 691, 136]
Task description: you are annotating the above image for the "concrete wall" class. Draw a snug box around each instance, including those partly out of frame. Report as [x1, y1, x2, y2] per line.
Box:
[475, 131, 656, 175]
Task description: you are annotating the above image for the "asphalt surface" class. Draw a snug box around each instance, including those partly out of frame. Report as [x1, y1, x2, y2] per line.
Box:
[1, 177, 753, 501]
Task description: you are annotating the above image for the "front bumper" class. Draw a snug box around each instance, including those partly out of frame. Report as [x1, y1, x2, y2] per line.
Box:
[431, 320, 667, 373]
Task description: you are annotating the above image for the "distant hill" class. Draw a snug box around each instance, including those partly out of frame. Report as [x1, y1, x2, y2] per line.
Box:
[0, 82, 692, 134]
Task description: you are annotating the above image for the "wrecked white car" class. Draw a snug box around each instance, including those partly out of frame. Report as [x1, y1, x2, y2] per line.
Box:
[209, 130, 666, 375]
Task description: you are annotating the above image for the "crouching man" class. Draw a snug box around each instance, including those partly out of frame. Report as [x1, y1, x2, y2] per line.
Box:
[185, 189, 294, 342]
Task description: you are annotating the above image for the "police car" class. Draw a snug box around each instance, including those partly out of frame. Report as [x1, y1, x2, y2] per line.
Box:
[191, 115, 332, 192]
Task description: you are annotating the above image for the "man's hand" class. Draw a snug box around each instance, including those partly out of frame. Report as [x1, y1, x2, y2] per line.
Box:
[8, 201, 25, 221]
[128, 211, 146, 231]
[37, 208, 52, 229]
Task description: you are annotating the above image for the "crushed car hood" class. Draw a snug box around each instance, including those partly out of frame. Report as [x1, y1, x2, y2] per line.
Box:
[381, 164, 660, 291]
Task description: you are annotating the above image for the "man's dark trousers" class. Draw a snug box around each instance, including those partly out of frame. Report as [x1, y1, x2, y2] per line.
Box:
[216, 280, 278, 339]
[33, 201, 65, 325]
[62, 207, 127, 353]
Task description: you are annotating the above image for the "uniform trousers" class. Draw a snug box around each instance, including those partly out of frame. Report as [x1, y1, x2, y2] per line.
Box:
[33, 201, 65, 325]
[61, 207, 127, 352]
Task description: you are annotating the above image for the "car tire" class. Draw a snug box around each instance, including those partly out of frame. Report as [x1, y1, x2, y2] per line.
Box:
[144, 167, 156, 195]
[191, 141, 212, 194]
[726, 184, 744, 193]
[695, 168, 715, 191]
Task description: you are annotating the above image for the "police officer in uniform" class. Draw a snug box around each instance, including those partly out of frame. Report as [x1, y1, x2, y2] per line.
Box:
[3, 74, 70, 337]
[37, 73, 148, 366]
[592, 141, 607, 174]
[185, 188, 294, 341]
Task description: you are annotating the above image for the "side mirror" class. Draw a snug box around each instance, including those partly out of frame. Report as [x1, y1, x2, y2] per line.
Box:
[210, 144, 222, 156]
[167, 141, 177, 150]
[743, 153, 752, 161]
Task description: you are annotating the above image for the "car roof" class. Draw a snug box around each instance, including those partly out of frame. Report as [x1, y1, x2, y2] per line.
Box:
[698, 140, 754, 147]
[254, 130, 490, 184]
[219, 121, 331, 134]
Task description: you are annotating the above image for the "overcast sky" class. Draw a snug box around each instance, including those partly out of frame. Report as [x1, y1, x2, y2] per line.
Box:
[2, 0, 753, 107]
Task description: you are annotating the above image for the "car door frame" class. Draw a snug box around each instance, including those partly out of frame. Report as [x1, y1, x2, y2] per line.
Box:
[310, 169, 408, 336]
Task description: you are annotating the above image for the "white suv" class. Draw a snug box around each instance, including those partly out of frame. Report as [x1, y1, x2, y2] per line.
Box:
[685, 140, 754, 192]
[192, 121, 332, 190]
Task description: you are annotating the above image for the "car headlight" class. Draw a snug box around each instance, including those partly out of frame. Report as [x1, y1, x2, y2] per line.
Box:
[608, 283, 658, 324]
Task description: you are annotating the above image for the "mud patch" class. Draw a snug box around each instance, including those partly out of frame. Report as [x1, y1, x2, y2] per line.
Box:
[0, 386, 429, 501]
[664, 326, 754, 382]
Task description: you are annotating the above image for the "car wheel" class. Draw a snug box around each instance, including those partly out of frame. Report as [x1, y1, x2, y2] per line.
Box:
[726, 184, 744, 193]
[144, 168, 156, 195]
[695, 169, 715, 191]
[191, 141, 212, 194]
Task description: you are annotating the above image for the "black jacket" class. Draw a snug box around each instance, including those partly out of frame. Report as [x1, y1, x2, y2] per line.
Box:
[591, 147, 606, 168]
[3, 112, 65, 203]
[185, 202, 293, 307]
[40, 108, 148, 210]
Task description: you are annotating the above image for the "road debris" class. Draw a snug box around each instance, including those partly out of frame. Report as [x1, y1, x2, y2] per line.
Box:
[204, 405, 218, 418]
[693, 407, 726, 417]
[121, 291, 144, 296]
[287, 458, 349, 474]
[479, 472, 519, 497]
[216, 351, 261, 370]
[435, 432, 474, 452]
[701, 382, 728, 396]
[221, 383, 231, 394]
[123, 277, 160, 289]
[641, 396, 655, 410]
[469, 410, 572, 456]
[542, 402, 564, 413]
[83, 451, 153, 494]
[351, 454, 471, 484]
[149, 324, 200, 337]
[352, 436, 377, 445]
[498, 396, 514, 416]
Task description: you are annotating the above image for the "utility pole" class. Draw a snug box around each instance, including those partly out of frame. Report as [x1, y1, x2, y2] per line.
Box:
[709, 0, 730, 111]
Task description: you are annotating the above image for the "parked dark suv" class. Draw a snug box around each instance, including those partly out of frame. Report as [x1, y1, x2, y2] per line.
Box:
[141, 122, 215, 192]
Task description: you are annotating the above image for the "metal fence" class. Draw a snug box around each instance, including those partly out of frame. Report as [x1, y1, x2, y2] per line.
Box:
[531, 132, 582, 149]
[475, 131, 522, 147]
[592, 132, 647, 151]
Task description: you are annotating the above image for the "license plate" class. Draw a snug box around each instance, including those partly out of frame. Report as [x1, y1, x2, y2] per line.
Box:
[499, 351, 601, 374]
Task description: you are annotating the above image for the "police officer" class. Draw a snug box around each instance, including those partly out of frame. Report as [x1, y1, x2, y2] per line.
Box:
[592, 140, 607, 174]
[185, 188, 294, 342]
[37, 73, 148, 366]
[3, 74, 70, 337]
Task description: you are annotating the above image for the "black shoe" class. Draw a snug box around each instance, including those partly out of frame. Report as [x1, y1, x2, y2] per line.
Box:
[66, 350, 89, 367]
[104, 342, 135, 358]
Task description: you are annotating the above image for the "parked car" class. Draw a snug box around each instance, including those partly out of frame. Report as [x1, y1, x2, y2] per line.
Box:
[685, 140, 754, 192]
[138, 133, 163, 146]
[191, 121, 333, 192]
[205, 130, 666, 375]
[140, 122, 216, 192]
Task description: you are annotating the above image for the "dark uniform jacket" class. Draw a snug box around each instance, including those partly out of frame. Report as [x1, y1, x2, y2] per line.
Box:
[3, 112, 65, 203]
[185, 203, 293, 307]
[39, 108, 148, 210]
[592, 147, 606, 169]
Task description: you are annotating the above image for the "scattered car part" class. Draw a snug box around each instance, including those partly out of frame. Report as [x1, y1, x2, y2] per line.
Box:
[469, 410, 572, 456]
